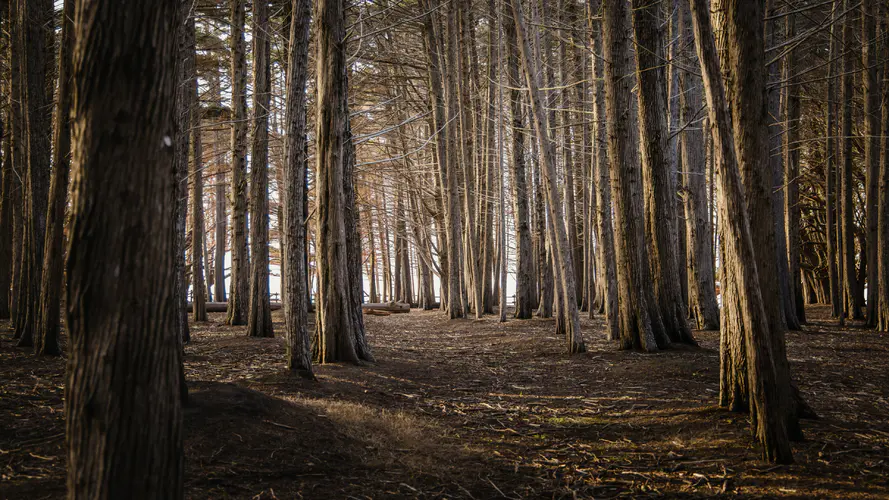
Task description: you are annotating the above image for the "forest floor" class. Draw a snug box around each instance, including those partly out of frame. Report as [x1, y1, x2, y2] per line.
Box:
[1, 305, 888, 499]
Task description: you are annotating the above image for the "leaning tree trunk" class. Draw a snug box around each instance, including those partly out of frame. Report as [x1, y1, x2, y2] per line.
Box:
[314, 0, 373, 363]
[247, 0, 274, 338]
[65, 0, 184, 495]
[602, 0, 667, 351]
[509, 0, 585, 353]
[631, 0, 695, 346]
[226, 0, 250, 326]
[678, 0, 719, 330]
[282, 0, 313, 374]
[14, 0, 53, 348]
[688, 0, 793, 463]
[34, 0, 74, 355]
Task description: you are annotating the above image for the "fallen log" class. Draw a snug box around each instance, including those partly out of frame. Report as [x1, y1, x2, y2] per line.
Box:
[363, 309, 392, 317]
[187, 302, 282, 313]
[361, 302, 411, 314]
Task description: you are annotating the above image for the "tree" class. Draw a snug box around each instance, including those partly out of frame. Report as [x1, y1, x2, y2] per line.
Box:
[65, 0, 184, 495]
[631, 0, 695, 345]
[509, 0, 585, 353]
[283, 0, 313, 374]
[314, 0, 374, 363]
[862, 1, 881, 327]
[678, 0, 719, 331]
[247, 0, 274, 338]
[688, 0, 793, 463]
[878, 4, 889, 332]
[34, 0, 74, 355]
[191, 13, 208, 323]
[602, 0, 666, 351]
[226, 0, 250, 326]
[174, 0, 193, 344]
[825, 1, 841, 318]
[13, 0, 53, 348]
[0, 2, 13, 321]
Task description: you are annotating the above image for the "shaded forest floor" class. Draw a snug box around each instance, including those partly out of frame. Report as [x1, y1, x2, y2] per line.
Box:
[2, 305, 888, 498]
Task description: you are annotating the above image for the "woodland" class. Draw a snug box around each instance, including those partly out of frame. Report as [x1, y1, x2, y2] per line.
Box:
[0, 0, 888, 498]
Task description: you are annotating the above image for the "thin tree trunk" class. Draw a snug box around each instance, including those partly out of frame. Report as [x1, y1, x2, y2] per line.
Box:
[35, 0, 74, 355]
[174, 0, 192, 344]
[783, 8, 805, 326]
[509, 0, 585, 353]
[191, 27, 208, 322]
[825, 1, 841, 318]
[226, 0, 250, 326]
[214, 170, 227, 302]
[863, 1, 881, 326]
[877, 2, 889, 332]
[65, 0, 184, 494]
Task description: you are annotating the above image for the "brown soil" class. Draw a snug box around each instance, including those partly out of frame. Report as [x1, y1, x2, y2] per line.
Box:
[1, 305, 888, 499]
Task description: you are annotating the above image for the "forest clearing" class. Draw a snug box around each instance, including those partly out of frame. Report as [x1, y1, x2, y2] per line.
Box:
[2, 0, 889, 497]
[3, 306, 888, 498]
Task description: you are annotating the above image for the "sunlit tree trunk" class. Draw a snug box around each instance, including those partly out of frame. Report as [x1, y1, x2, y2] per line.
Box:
[862, 1, 882, 326]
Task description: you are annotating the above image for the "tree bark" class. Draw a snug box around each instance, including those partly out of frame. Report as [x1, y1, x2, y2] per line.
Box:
[65, 0, 184, 495]
[863, 1, 881, 326]
[878, 3, 889, 332]
[226, 0, 250, 326]
[174, 0, 192, 345]
[190, 13, 208, 323]
[35, 0, 74, 355]
[825, 1, 841, 318]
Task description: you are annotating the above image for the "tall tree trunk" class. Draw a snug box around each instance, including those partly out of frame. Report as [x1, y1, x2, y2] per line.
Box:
[35, 0, 74, 355]
[679, 0, 719, 330]
[14, 0, 54, 347]
[226, 0, 250, 326]
[688, 0, 793, 464]
[632, 0, 695, 345]
[509, 0, 585, 353]
[825, 1, 841, 318]
[283, 0, 313, 373]
[504, 9, 534, 320]
[65, 0, 184, 495]
[878, 3, 889, 332]
[314, 0, 373, 363]
[863, 1, 881, 326]
[602, 0, 667, 350]
[174, 0, 192, 344]
[0, 2, 12, 321]
[840, 0, 863, 320]
[782, 9, 805, 326]
[247, 0, 274, 338]
[191, 19, 208, 322]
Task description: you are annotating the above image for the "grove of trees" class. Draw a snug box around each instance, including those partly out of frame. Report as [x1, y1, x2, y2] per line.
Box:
[0, 0, 887, 495]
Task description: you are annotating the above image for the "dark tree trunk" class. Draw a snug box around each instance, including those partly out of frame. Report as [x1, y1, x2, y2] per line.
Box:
[65, 0, 184, 495]
[35, 0, 74, 355]
[0, 1, 13, 321]
[879, 5, 889, 332]
[214, 170, 227, 302]
[226, 0, 250, 326]
[247, 0, 274, 338]
[190, 13, 208, 323]
[14, 0, 53, 348]
[825, 2, 841, 318]
[174, 0, 192, 344]
[862, 1, 881, 327]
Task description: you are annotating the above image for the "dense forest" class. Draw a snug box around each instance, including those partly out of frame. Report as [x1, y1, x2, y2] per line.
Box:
[1, 0, 888, 497]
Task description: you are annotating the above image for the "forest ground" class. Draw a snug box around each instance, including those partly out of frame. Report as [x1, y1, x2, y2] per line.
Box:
[1, 305, 888, 499]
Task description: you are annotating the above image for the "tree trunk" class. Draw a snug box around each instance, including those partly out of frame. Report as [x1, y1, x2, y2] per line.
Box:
[214, 170, 227, 302]
[65, 0, 184, 495]
[825, 1, 841, 318]
[602, 0, 666, 351]
[191, 14, 208, 323]
[174, 0, 192, 345]
[314, 0, 373, 363]
[226, 0, 250, 326]
[35, 0, 74, 355]
[863, 1, 881, 326]
[679, 0, 719, 330]
[878, 2, 889, 332]
[504, 9, 534, 320]
[13, 0, 53, 348]
[631, 0, 695, 345]
[509, 0, 585, 353]
[840, 1, 863, 320]
[689, 0, 793, 463]
[782, 9, 805, 326]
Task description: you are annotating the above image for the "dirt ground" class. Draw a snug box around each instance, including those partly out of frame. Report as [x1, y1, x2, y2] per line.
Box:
[1, 305, 888, 499]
